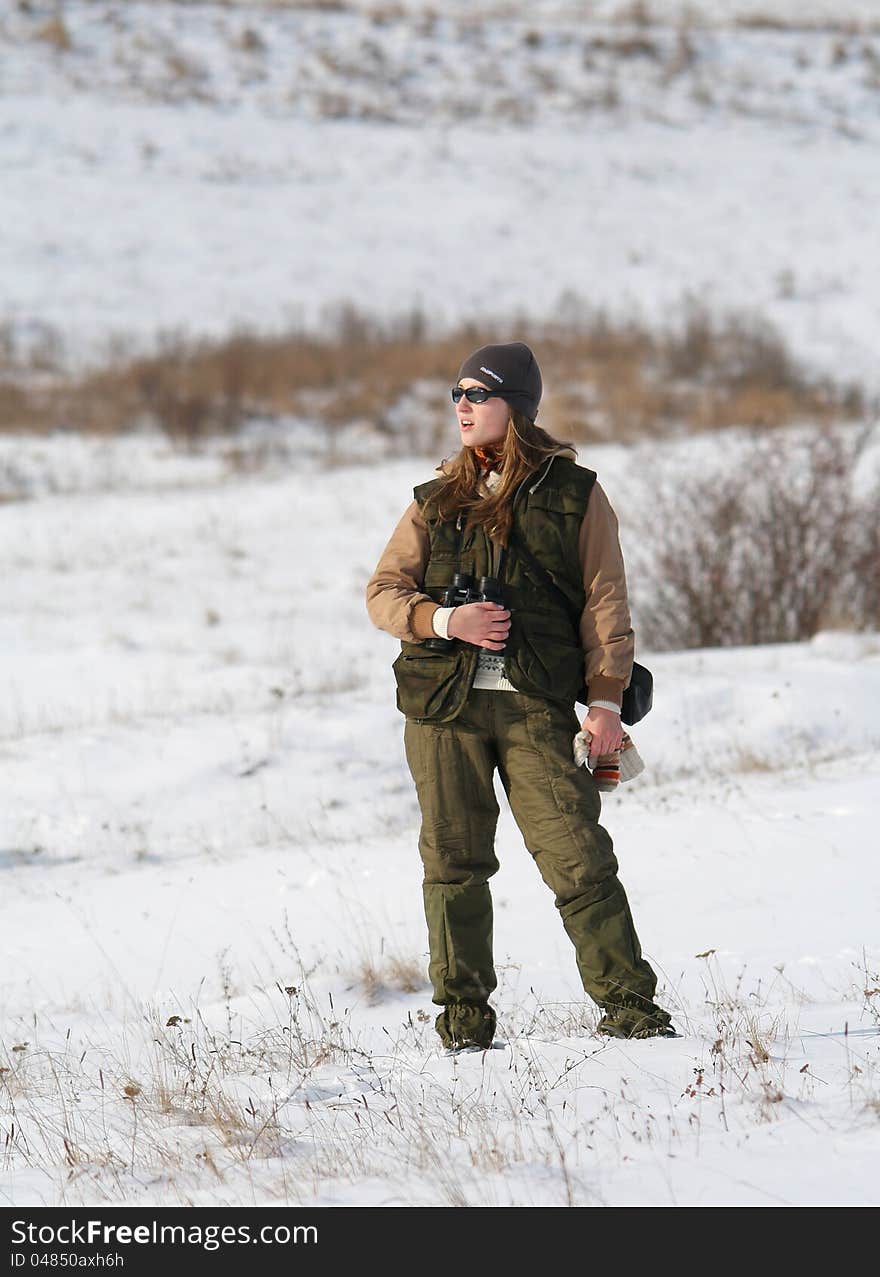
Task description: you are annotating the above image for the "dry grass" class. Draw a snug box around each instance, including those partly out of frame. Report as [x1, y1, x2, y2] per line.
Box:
[352, 953, 426, 1004]
[35, 16, 72, 53]
[341, 912, 429, 1004]
[0, 298, 868, 447]
[1, 946, 877, 1205]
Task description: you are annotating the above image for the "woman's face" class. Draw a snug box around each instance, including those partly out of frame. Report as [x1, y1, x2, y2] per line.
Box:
[455, 378, 510, 449]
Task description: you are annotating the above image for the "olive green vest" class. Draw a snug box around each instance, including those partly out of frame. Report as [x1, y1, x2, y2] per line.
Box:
[392, 454, 597, 722]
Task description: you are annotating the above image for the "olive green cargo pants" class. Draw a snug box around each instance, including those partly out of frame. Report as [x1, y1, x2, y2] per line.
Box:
[404, 688, 659, 1031]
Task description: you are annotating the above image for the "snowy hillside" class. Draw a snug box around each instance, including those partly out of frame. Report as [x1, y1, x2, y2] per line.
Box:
[1, 435, 878, 1206]
[2, 0, 880, 387]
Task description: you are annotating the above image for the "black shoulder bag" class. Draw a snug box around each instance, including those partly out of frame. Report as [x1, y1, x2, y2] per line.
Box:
[507, 529, 653, 726]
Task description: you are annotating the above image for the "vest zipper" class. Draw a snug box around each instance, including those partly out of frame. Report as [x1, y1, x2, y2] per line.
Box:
[449, 453, 558, 589]
[528, 452, 559, 495]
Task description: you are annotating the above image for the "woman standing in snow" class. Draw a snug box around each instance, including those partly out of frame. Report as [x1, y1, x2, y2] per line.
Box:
[366, 342, 674, 1050]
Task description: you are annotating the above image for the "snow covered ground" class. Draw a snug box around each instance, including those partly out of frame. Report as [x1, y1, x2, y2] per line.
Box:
[1, 438, 878, 1207]
[1, 0, 878, 1209]
[3, 0, 880, 388]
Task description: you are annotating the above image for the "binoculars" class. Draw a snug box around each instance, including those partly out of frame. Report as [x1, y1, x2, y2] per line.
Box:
[424, 573, 505, 651]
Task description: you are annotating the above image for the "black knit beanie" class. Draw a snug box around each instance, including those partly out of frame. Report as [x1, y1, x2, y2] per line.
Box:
[456, 341, 543, 420]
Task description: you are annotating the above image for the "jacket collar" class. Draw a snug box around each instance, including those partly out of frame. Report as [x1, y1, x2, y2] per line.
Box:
[436, 443, 576, 481]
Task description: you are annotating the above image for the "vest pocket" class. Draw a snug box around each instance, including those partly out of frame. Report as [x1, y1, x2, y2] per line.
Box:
[509, 618, 584, 704]
[424, 553, 459, 592]
[392, 645, 473, 722]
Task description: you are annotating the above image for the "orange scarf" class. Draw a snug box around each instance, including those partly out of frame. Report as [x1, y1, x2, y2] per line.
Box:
[473, 443, 504, 472]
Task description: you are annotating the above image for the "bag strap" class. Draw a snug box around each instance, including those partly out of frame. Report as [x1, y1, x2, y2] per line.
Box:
[506, 527, 582, 632]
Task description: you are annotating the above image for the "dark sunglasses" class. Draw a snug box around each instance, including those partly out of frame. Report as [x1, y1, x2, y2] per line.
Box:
[451, 386, 507, 405]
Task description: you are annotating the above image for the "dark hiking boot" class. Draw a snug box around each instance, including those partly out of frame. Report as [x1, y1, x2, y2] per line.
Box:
[435, 1001, 496, 1051]
[596, 999, 676, 1040]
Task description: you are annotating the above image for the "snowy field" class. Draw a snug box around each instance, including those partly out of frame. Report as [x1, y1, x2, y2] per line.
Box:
[1, 0, 878, 1209]
[3, 0, 880, 388]
[1, 438, 878, 1207]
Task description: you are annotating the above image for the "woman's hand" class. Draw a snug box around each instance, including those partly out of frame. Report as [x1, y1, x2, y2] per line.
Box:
[447, 601, 511, 651]
[580, 706, 623, 761]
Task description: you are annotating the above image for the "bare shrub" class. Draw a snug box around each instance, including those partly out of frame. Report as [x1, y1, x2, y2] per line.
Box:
[236, 28, 266, 54]
[617, 0, 654, 26]
[586, 35, 661, 61]
[36, 16, 72, 53]
[863, 43, 880, 89]
[664, 299, 794, 388]
[601, 74, 621, 110]
[632, 429, 879, 650]
[734, 14, 867, 35]
[847, 474, 880, 628]
[831, 38, 850, 66]
[316, 89, 353, 119]
[492, 95, 532, 125]
[165, 50, 209, 89]
[659, 299, 861, 429]
[367, 2, 406, 23]
[664, 27, 698, 79]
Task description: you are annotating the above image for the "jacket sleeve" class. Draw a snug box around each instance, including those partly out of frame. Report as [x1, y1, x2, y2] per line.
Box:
[365, 500, 441, 642]
[577, 481, 635, 709]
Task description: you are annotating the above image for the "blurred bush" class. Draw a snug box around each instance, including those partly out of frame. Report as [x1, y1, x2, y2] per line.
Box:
[632, 428, 880, 647]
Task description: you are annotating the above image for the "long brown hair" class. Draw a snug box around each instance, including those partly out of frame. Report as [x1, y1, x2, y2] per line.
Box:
[425, 410, 576, 547]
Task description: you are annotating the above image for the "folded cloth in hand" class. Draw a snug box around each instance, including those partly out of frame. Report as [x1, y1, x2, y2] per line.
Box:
[572, 731, 645, 791]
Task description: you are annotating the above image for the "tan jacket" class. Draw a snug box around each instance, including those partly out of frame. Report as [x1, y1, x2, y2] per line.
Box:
[365, 449, 634, 707]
